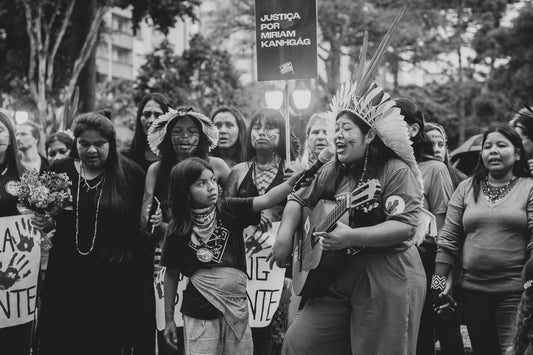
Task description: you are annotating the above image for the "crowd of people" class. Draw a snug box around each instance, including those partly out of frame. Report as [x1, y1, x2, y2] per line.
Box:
[1, 83, 533, 355]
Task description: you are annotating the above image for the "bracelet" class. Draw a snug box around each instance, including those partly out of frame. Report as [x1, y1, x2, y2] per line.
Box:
[431, 275, 446, 291]
[525, 280, 533, 291]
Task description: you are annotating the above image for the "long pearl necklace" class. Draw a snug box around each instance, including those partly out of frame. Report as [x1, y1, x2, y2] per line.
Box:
[75, 163, 105, 256]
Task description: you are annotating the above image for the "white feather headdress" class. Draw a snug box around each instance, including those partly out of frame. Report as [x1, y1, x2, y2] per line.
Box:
[329, 7, 422, 190]
[147, 108, 219, 157]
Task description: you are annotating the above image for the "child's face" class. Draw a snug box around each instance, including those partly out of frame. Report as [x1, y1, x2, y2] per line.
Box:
[189, 169, 218, 208]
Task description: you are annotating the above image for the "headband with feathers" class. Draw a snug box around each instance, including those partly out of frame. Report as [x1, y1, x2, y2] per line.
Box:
[329, 7, 422, 191]
[148, 108, 219, 157]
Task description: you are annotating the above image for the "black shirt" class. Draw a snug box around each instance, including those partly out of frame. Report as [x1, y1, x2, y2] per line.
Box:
[0, 161, 19, 217]
[161, 197, 260, 319]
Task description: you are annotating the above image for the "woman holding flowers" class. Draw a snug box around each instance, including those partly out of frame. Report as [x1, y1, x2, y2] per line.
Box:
[34, 112, 146, 355]
[0, 110, 28, 355]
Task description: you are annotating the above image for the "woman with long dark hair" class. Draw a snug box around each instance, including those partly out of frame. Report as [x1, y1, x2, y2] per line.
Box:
[225, 108, 302, 355]
[0, 111, 27, 355]
[210, 106, 248, 168]
[34, 112, 146, 355]
[434, 125, 533, 355]
[125, 93, 171, 171]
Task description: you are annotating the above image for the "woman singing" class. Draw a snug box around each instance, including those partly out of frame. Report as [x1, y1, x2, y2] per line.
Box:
[272, 81, 426, 354]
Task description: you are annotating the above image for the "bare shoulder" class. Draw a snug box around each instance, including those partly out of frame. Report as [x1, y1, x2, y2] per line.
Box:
[230, 161, 251, 177]
[209, 156, 227, 170]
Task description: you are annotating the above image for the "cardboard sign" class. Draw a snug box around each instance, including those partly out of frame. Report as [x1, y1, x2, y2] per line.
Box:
[255, 0, 317, 81]
[0, 215, 40, 328]
[244, 222, 285, 327]
[154, 267, 188, 330]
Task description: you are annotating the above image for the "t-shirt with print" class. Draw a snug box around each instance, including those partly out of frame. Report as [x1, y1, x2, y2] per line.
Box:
[160, 197, 260, 320]
[290, 158, 422, 254]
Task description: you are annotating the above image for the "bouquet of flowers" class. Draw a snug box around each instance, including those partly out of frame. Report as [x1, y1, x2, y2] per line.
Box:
[8, 171, 72, 215]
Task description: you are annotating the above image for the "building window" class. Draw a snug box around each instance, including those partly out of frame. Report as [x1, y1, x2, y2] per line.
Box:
[112, 46, 132, 64]
[112, 14, 132, 35]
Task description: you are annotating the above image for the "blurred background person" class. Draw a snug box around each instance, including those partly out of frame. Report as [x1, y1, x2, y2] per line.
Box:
[45, 132, 73, 165]
[16, 121, 49, 173]
[35, 112, 146, 355]
[300, 111, 334, 168]
[395, 98, 459, 355]
[125, 93, 171, 172]
[210, 105, 248, 169]
[508, 257, 533, 355]
[122, 92, 172, 354]
[434, 125, 533, 355]
[425, 122, 467, 189]
[510, 107, 533, 175]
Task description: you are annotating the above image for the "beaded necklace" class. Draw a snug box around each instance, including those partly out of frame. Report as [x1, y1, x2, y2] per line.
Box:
[481, 176, 518, 203]
[75, 163, 105, 256]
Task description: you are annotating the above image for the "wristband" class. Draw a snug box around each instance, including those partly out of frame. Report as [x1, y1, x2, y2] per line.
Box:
[431, 275, 446, 291]
[525, 280, 533, 291]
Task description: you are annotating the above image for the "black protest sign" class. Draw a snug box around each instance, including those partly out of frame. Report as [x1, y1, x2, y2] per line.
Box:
[255, 0, 317, 81]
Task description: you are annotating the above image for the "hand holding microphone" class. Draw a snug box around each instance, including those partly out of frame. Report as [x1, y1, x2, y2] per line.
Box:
[292, 146, 335, 191]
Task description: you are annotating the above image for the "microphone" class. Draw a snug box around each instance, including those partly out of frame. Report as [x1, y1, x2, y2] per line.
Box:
[293, 146, 335, 191]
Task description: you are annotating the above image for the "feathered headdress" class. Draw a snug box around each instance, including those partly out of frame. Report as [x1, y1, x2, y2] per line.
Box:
[330, 7, 422, 190]
[147, 108, 219, 157]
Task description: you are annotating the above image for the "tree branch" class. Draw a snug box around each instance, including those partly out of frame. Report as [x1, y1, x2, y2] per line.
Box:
[46, 0, 76, 92]
[66, 6, 106, 100]
[22, 0, 38, 102]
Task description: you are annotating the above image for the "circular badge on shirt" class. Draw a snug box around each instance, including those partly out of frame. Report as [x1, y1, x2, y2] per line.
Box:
[5, 180, 19, 196]
[385, 195, 405, 215]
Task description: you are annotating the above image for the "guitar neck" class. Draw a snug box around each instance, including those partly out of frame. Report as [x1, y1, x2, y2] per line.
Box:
[317, 198, 348, 232]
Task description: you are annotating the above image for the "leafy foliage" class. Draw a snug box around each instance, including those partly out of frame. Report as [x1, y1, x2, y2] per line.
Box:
[134, 35, 243, 115]
[114, 0, 201, 35]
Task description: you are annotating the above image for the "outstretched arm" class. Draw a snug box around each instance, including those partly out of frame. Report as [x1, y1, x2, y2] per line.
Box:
[270, 200, 302, 268]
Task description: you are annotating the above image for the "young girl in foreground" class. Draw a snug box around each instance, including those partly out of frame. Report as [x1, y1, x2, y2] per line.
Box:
[161, 157, 306, 355]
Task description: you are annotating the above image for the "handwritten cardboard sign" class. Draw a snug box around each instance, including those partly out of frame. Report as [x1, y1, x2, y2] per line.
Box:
[244, 222, 285, 327]
[154, 267, 188, 330]
[0, 215, 40, 328]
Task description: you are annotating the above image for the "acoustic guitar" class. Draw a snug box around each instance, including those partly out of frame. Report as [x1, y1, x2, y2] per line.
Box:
[292, 179, 381, 297]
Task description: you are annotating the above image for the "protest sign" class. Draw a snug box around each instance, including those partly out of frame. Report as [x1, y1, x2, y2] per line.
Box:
[154, 268, 188, 330]
[244, 222, 285, 327]
[255, 0, 317, 81]
[0, 215, 40, 328]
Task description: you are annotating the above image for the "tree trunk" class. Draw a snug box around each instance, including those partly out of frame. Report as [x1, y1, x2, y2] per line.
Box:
[327, 40, 341, 96]
[73, 0, 97, 112]
[456, 3, 466, 144]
